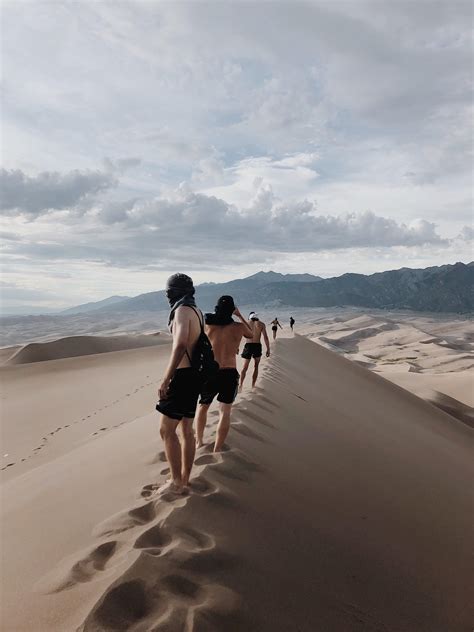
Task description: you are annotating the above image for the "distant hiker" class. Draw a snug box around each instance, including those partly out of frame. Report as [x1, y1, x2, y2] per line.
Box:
[290, 316, 295, 332]
[271, 317, 282, 340]
[240, 312, 270, 390]
[156, 273, 209, 494]
[196, 296, 252, 451]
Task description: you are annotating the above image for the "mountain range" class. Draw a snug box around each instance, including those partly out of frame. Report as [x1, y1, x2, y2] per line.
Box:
[63, 263, 473, 315]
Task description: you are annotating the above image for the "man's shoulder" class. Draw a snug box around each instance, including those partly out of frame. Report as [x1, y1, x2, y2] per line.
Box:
[175, 304, 200, 319]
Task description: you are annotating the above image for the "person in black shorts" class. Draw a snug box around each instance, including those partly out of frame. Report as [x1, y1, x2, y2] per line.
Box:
[271, 317, 282, 340]
[155, 273, 203, 494]
[240, 312, 270, 390]
[195, 296, 252, 451]
[200, 368, 240, 407]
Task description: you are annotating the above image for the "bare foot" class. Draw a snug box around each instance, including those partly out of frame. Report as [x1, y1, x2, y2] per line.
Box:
[196, 439, 204, 449]
[158, 480, 187, 495]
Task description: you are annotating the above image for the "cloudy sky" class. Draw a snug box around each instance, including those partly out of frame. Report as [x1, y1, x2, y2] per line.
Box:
[1, 1, 472, 311]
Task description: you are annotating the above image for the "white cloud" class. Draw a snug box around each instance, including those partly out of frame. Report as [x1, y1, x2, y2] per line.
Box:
[0, 1, 472, 309]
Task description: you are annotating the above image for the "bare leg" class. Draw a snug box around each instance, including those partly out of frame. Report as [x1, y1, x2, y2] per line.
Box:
[160, 415, 183, 490]
[214, 403, 232, 452]
[273, 329, 276, 340]
[252, 357, 261, 388]
[239, 358, 251, 391]
[179, 418, 195, 486]
[195, 403, 210, 448]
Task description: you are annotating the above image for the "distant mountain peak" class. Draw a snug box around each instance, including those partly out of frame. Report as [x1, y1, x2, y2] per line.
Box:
[246, 271, 321, 283]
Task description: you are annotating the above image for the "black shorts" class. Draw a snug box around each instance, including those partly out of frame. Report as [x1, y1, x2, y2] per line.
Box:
[272, 326, 277, 332]
[156, 368, 202, 421]
[199, 368, 240, 406]
[241, 343, 262, 360]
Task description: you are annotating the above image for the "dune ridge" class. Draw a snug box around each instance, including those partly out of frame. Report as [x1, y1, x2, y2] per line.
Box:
[4, 332, 170, 365]
[2, 335, 471, 631]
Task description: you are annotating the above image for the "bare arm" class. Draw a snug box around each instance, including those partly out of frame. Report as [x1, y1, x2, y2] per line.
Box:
[262, 324, 270, 356]
[234, 307, 253, 338]
[158, 307, 190, 398]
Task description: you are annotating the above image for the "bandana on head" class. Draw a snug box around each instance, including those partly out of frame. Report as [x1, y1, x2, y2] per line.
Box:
[166, 273, 196, 326]
[205, 295, 235, 326]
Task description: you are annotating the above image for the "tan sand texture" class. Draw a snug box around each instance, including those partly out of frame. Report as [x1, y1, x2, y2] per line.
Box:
[1, 335, 473, 631]
[5, 332, 170, 365]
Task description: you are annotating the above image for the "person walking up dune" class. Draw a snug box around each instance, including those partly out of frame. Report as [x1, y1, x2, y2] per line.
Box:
[271, 317, 282, 340]
[240, 312, 270, 390]
[156, 273, 203, 494]
[196, 296, 252, 451]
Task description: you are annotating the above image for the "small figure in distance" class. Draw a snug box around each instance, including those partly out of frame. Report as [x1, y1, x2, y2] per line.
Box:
[196, 296, 252, 451]
[271, 317, 283, 340]
[290, 316, 295, 332]
[240, 312, 270, 390]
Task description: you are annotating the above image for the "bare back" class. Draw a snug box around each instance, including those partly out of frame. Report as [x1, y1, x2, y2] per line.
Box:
[172, 306, 202, 369]
[206, 322, 247, 369]
[249, 319, 265, 343]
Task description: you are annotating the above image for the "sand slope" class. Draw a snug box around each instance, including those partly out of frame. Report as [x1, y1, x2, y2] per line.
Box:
[4, 332, 170, 365]
[1, 336, 473, 631]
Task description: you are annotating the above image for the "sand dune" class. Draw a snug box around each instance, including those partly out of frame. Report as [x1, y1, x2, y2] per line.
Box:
[298, 312, 474, 412]
[4, 332, 170, 365]
[1, 336, 472, 631]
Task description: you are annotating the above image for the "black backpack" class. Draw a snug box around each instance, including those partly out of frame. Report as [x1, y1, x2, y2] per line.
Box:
[186, 307, 220, 380]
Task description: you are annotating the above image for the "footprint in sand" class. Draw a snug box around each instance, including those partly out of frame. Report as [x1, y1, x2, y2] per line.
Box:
[173, 526, 215, 553]
[134, 523, 172, 551]
[232, 422, 266, 442]
[36, 541, 118, 594]
[91, 579, 152, 631]
[92, 502, 157, 537]
[149, 450, 167, 465]
[161, 574, 201, 600]
[188, 476, 218, 497]
[194, 454, 219, 466]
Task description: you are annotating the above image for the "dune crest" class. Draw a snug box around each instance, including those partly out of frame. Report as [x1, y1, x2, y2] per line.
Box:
[5, 332, 170, 365]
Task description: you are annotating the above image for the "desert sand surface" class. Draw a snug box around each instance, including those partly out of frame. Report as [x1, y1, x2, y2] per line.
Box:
[291, 309, 473, 421]
[1, 332, 473, 631]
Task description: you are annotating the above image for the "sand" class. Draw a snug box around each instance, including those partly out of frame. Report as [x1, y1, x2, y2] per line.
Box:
[1, 331, 473, 631]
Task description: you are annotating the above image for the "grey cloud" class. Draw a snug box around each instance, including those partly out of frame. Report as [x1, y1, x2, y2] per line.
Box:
[0, 168, 117, 217]
[99, 190, 446, 251]
[3, 190, 447, 271]
[458, 226, 474, 242]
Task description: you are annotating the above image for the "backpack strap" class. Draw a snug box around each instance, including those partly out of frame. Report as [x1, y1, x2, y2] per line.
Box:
[189, 306, 204, 332]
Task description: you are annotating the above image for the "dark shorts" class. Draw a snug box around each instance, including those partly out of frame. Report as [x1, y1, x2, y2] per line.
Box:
[272, 326, 277, 332]
[156, 368, 202, 421]
[199, 368, 240, 406]
[241, 342, 262, 359]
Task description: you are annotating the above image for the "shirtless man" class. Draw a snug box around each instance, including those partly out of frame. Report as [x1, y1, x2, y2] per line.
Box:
[271, 317, 283, 340]
[195, 295, 252, 451]
[156, 273, 202, 494]
[240, 312, 270, 390]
